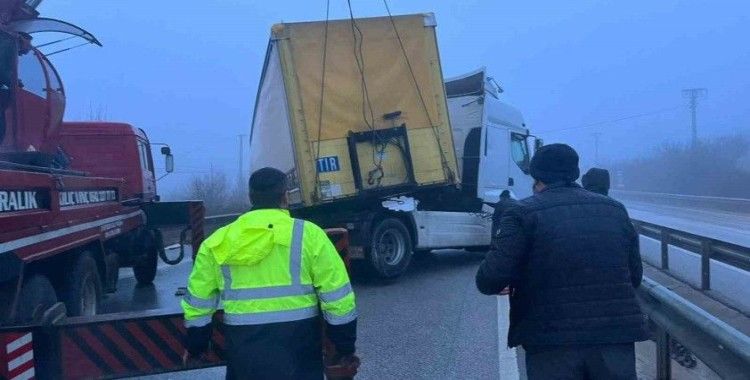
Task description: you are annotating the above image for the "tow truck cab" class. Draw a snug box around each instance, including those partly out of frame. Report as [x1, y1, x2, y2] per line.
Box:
[57, 123, 164, 203]
[0, 18, 171, 204]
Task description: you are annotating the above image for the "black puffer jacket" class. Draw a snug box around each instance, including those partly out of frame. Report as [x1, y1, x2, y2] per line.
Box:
[476, 183, 648, 348]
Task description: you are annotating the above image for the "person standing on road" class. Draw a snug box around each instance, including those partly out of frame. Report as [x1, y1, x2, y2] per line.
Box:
[475, 144, 647, 380]
[582, 167, 611, 196]
[182, 167, 359, 380]
[491, 190, 518, 242]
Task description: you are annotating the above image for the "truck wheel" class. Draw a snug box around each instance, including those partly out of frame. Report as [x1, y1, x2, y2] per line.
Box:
[133, 248, 158, 285]
[62, 252, 102, 317]
[15, 275, 58, 324]
[368, 218, 413, 279]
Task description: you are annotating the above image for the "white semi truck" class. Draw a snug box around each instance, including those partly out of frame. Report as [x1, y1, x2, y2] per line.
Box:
[248, 13, 539, 279]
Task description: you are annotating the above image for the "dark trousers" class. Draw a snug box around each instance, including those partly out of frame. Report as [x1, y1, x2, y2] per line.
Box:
[524, 343, 637, 380]
[223, 318, 323, 380]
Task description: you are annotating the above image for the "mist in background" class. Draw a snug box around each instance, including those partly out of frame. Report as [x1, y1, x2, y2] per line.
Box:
[38, 1, 750, 197]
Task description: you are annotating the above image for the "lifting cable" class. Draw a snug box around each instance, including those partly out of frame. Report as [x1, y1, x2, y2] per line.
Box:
[34, 35, 78, 49]
[312, 0, 331, 201]
[45, 41, 94, 56]
[347, 0, 388, 187]
[382, 0, 455, 183]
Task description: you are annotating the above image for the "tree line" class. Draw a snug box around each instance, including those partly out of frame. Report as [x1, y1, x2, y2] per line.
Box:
[610, 134, 750, 198]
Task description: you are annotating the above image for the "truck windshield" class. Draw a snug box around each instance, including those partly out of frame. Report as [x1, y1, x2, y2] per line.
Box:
[511, 133, 530, 174]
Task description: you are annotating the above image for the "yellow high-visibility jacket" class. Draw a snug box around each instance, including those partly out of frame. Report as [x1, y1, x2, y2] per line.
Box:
[182, 209, 357, 328]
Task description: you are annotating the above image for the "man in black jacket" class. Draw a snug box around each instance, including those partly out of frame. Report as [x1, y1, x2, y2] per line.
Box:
[476, 144, 647, 379]
[582, 167, 611, 196]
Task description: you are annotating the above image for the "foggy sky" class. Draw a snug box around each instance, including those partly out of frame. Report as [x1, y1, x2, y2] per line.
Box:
[39, 1, 750, 195]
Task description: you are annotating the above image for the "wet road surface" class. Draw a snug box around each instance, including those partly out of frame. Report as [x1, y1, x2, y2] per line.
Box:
[623, 200, 750, 247]
[105, 250, 499, 379]
[106, 200, 747, 379]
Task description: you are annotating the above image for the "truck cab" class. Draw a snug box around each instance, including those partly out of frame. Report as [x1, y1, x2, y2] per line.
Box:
[57, 123, 159, 203]
[357, 69, 539, 278]
[0, 11, 165, 204]
[446, 68, 535, 204]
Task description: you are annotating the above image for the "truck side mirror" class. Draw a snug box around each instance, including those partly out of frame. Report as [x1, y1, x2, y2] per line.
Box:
[160, 146, 171, 155]
[534, 138, 544, 152]
[165, 153, 174, 173]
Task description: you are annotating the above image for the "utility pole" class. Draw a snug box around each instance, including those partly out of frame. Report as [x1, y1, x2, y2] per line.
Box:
[237, 134, 247, 187]
[682, 88, 707, 147]
[592, 131, 602, 166]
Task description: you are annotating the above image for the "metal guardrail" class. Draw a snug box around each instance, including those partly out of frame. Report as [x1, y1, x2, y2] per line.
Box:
[613, 189, 750, 214]
[202, 211, 750, 377]
[203, 212, 242, 225]
[632, 218, 750, 289]
[631, 217, 750, 378]
[637, 278, 750, 379]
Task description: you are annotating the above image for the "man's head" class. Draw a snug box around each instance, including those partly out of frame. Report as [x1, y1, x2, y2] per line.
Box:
[248, 167, 288, 209]
[582, 168, 611, 196]
[529, 143, 580, 193]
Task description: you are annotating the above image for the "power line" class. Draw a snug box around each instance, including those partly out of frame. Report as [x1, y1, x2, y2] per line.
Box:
[541, 106, 682, 133]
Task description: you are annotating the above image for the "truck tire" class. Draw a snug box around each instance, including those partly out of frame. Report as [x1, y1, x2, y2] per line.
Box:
[62, 252, 102, 317]
[133, 247, 158, 285]
[15, 274, 58, 324]
[368, 218, 413, 279]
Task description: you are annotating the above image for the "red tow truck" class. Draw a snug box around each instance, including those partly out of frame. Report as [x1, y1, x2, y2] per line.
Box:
[0, 2, 352, 379]
[0, 0, 203, 326]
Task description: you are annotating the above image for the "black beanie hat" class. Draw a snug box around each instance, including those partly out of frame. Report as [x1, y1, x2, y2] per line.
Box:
[529, 143, 580, 184]
[582, 168, 611, 196]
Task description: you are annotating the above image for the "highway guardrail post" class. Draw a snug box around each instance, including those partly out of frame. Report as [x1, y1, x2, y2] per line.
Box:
[701, 240, 712, 290]
[655, 327, 672, 380]
[660, 228, 670, 270]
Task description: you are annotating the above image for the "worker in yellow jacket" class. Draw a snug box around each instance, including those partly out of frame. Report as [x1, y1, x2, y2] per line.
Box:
[182, 167, 358, 380]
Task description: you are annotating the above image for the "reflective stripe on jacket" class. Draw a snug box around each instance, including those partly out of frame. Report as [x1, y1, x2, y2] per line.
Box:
[181, 209, 357, 328]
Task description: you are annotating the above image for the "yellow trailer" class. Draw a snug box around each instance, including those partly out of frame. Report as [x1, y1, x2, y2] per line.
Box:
[248, 13, 459, 208]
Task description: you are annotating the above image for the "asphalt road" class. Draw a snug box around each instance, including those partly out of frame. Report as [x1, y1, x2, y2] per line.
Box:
[104, 250, 499, 380]
[622, 200, 750, 247]
[99, 199, 747, 379]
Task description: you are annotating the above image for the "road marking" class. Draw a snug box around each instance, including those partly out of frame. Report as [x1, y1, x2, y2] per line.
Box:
[497, 296, 523, 380]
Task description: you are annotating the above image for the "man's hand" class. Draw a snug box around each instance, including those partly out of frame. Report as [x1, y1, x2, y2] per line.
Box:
[325, 353, 361, 379]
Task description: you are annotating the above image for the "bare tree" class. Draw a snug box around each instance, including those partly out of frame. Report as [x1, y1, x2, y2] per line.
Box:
[86, 102, 108, 121]
[183, 169, 249, 215]
[611, 134, 750, 198]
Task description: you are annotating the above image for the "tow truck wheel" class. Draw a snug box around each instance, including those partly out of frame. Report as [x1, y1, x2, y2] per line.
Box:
[62, 252, 102, 317]
[15, 275, 58, 324]
[368, 218, 413, 279]
[133, 247, 158, 285]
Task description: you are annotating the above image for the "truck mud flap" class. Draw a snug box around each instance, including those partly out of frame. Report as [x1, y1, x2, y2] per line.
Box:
[0, 311, 227, 380]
